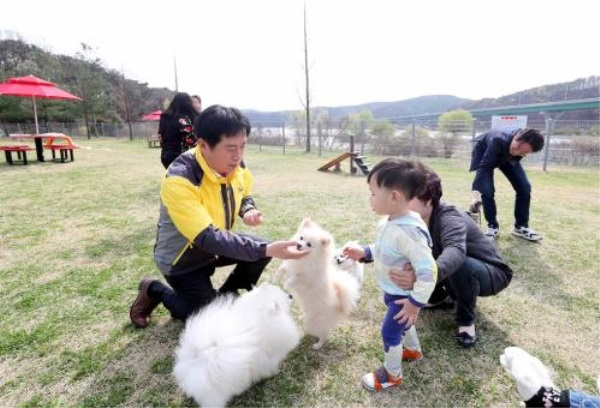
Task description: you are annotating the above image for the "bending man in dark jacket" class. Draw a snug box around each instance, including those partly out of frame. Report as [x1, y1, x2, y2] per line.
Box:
[391, 164, 513, 347]
[469, 128, 544, 241]
[130, 105, 307, 328]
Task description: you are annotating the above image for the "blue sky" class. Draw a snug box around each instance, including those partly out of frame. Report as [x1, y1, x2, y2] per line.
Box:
[1, 0, 598, 111]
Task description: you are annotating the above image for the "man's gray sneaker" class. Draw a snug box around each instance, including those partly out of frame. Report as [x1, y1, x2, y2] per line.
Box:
[485, 227, 499, 239]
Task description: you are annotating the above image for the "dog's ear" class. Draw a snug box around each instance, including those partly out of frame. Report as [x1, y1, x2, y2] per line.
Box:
[300, 218, 312, 228]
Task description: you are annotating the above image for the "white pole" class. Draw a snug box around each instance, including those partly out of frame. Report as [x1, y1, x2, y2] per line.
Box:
[32, 96, 40, 134]
[173, 54, 179, 92]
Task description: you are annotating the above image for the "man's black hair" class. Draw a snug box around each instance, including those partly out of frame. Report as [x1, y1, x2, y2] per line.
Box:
[516, 128, 545, 152]
[194, 105, 251, 149]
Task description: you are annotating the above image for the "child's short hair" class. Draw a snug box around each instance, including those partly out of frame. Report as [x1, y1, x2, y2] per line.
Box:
[515, 128, 544, 152]
[367, 158, 426, 200]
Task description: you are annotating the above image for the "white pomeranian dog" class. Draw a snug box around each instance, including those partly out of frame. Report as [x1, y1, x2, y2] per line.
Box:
[500, 346, 600, 407]
[173, 282, 300, 408]
[276, 218, 360, 349]
[334, 240, 365, 287]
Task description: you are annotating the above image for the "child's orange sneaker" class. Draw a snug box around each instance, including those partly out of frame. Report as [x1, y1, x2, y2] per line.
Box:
[362, 366, 402, 391]
[402, 348, 423, 362]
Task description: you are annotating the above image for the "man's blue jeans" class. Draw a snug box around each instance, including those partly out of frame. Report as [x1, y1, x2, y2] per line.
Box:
[478, 161, 531, 229]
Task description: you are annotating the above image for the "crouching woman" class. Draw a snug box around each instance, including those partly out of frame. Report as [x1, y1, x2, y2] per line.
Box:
[390, 163, 513, 347]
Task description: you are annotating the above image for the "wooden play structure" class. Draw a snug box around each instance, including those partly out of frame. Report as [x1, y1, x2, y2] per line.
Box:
[317, 136, 370, 175]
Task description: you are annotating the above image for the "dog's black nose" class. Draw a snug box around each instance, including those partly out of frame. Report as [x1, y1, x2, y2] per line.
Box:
[288, 294, 293, 299]
[296, 244, 302, 250]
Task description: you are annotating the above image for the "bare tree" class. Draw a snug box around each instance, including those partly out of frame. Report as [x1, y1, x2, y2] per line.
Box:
[303, 0, 311, 152]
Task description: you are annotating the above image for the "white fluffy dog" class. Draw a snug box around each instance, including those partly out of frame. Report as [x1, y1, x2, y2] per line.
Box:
[173, 282, 300, 408]
[334, 240, 365, 286]
[276, 218, 360, 349]
[500, 346, 600, 407]
[500, 346, 556, 404]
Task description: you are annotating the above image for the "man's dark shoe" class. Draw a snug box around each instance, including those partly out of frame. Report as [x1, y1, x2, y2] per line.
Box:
[130, 278, 160, 328]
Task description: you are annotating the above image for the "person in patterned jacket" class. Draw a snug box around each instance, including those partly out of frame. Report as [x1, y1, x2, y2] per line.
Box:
[158, 92, 199, 169]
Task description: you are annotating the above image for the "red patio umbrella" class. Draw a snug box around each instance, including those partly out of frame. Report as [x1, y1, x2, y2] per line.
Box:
[141, 110, 162, 121]
[0, 75, 82, 134]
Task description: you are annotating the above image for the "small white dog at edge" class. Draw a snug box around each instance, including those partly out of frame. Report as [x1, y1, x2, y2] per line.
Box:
[173, 282, 300, 408]
[500, 346, 600, 407]
[276, 218, 360, 349]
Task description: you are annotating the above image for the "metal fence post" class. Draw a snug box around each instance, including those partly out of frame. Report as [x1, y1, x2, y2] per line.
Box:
[281, 122, 286, 154]
[350, 135, 356, 174]
[410, 119, 416, 156]
[318, 120, 322, 156]
[542, 117, 554, 172]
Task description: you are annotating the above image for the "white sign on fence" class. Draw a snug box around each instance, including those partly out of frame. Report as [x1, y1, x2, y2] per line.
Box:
[491, 115, 528, 131]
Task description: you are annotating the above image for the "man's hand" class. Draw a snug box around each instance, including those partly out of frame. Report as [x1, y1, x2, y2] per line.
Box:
[469, 190, 482, 213]
[389, 263, 416, 290]
[266, 240, 309, 260]
[243, 209, 263, 226]
[342, 242, 364, 261]
[393, 298, 421, 327]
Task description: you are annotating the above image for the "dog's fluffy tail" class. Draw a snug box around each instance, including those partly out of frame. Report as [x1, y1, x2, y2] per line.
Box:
[173, 296, 256, 407]
[331, 269, 360, 314]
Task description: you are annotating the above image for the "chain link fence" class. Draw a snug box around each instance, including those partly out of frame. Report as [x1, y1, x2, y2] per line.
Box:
[247, 118, 599, 173]
[2, 118, 598, 172]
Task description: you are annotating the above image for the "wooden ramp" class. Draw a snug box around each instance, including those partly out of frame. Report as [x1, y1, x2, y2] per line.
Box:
[318, 152, 370, 175]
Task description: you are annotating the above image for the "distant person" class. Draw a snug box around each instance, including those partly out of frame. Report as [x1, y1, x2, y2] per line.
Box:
[192, 95, 202, 114]
[129, 105, 308, 328]
[390, 163, 513, 348]
[158, 92, 199, 169]
[469, 128, 545, 241]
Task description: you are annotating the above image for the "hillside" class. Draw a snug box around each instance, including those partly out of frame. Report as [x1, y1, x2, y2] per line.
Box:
[244, 77, 599, 123]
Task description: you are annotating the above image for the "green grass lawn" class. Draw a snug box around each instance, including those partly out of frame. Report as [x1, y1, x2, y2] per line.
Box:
[0, 138, 598, 407]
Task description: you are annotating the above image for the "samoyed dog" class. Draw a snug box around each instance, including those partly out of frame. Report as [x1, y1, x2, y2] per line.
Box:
[173, 282, 300, 408]
[501, 346, 600, 406]
[276, 218, 360, 349]
[334, 240, 365, 287]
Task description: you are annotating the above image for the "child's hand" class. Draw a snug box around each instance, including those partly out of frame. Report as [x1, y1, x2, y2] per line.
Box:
[342, 242, 364, 261]
[393, 298, 421, 327]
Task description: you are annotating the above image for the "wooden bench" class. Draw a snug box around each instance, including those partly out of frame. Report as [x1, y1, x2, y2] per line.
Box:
[41, 133, 79, 163]
[10, 133, 79, 163]
[148, 136, 161, 148]
[0, 145, 36, 165]
[46, 145, 75, 163]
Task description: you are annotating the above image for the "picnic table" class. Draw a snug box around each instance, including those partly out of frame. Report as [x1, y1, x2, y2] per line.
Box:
[8, 133, 79, 163]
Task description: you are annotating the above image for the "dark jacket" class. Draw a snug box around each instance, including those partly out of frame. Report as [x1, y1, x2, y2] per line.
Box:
[158, 114, 196, 169]
[470, 129, 523, 192]
[429, 202, 512, 291]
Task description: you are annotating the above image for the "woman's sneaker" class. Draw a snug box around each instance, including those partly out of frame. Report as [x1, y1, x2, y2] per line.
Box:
[362, 366, 402, 391]
[485, 227, 500, 239]
[511, 226, 542, 241]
